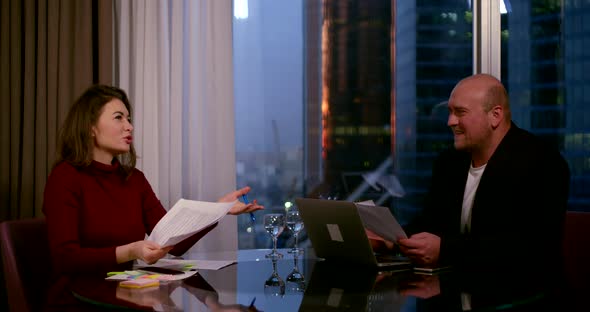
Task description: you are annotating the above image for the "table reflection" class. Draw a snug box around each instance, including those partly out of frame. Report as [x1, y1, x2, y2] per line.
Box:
[183, 274, 258, 312]
[285, 253, 306, 293]
[397, 274, 441, 299]
[263, 258, 285, 298]
[115, 281, 181, 310]
[69, 249, 571, 311]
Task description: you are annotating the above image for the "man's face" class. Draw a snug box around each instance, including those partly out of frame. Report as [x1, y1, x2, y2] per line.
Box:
[447, 83, 493, 152]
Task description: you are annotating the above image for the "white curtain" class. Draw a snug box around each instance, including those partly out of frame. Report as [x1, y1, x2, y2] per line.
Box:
[114, 0, 238, 255]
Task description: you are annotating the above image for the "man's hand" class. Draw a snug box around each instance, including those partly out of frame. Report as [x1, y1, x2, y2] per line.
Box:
[218, 186, 264, 215]
[397, 232, 441, 266]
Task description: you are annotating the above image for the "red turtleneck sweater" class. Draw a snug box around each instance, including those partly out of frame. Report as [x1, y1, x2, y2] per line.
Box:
[43, 160, 213, 276]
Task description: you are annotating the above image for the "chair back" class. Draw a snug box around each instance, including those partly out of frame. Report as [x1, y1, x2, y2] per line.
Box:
[562, 211, 590, 291]
[0, 218, 51, 312]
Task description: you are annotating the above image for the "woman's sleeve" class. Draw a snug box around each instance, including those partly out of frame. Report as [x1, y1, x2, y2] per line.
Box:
[43, 166, 121, 275]
[137, 171, 167, 234]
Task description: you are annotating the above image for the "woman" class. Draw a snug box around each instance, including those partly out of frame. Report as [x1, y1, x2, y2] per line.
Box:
[43, 85, 262, 308]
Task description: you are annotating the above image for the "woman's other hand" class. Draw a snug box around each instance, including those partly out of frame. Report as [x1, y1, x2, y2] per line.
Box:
[218, 186, 264, 215]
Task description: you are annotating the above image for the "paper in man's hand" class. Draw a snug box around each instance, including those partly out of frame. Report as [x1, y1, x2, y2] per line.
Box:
[147, 199, 235, 247]
[355, 202, 407, 243]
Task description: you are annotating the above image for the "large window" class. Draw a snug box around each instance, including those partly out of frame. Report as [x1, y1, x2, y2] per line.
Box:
[234, 0, 589, 250]
[394, 0, 472, 224]
[233, 0, 305, 249]
[501, 0, 590, 211]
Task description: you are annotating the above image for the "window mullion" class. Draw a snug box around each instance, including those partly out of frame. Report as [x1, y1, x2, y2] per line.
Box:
[473, 0, 501, 78]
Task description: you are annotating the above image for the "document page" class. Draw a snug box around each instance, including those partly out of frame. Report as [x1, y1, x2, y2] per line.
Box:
[148, 199, 235, 247]
[355, 202, 407, 243]
[138, 258, 236, 271]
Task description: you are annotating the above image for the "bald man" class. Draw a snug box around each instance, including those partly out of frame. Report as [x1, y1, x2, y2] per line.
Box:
[373, 74, 570, 271]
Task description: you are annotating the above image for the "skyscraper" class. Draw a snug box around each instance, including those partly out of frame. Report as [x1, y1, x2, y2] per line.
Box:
[307, 0, 394, 201]
[394, 0, 472, 220]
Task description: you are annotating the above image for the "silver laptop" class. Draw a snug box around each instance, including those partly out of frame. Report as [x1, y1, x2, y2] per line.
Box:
[295, 198, 411, 269]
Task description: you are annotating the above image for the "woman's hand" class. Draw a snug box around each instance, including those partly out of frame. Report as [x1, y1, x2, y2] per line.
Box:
[218, 186, 264, 216]
[133, 241, 174, 264]
[116, 240, 173, 264]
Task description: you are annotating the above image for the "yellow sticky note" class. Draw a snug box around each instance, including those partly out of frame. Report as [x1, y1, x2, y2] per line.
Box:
[119, 279, 160, 289]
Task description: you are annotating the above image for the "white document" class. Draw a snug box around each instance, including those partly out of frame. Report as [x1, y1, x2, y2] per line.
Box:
[147, 199, 235, 247]
[355, 201, 407, 243]
[138, 258, 235, 271]
[176, 259, 235, 270]
[148, 258, 236, 271]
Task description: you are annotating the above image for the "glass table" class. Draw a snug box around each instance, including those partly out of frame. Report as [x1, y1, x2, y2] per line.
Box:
[68, 249, 575, 311]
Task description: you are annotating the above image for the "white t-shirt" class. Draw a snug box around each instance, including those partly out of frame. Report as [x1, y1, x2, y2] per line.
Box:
[461, 163, 487, 234]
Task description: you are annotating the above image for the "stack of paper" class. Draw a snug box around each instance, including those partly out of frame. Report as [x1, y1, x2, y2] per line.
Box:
[355, 200, 407, 243]
[147, 199, 235, 247]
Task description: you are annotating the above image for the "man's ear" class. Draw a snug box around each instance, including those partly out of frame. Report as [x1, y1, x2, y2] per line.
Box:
[490, 105, 503, 128]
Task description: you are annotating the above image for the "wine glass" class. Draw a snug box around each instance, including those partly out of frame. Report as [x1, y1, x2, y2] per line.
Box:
[286, 210, 304, 254]
[264, 213, 285, 259]
[264, 258, 285, 297]
[285, 253, 305, 293]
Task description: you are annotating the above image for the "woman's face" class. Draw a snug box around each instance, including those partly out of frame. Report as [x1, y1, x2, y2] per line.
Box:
[91, 99, 134, 164]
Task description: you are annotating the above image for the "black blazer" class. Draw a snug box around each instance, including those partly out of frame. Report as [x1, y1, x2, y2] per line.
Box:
[406, 123, 570, 271]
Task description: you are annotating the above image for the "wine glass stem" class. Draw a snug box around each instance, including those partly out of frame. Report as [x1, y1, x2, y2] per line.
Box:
[294, 233, 298, 249]
[273, 236, 278, 253]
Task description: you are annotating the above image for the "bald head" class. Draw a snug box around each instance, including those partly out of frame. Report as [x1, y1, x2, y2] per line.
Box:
[453, 74, 511, 119]
[447, 74, 512, 166]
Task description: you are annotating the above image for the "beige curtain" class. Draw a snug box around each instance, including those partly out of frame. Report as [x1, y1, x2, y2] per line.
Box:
[114, 2, 238, 307]
[0, 0, 113, 221]
[115, 0, 238, 253]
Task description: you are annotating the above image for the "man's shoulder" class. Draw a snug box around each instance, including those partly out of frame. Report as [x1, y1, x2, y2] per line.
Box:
[507, 124, 540, 146]
[499, 124, 569, 176]
[506, 124, 564, 157]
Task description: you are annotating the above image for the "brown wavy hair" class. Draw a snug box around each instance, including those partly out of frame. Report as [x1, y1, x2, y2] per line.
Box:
[54, 85, 137, 177]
